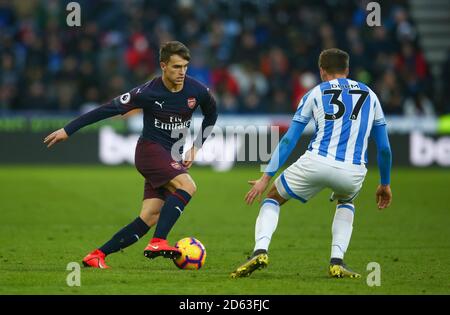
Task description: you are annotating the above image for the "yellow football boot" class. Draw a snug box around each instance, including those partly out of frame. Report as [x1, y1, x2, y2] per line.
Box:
[230, 250, 269, 278]
[329, 263, 361, 278]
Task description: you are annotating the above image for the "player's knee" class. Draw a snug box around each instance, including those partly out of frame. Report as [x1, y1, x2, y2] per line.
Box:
[266, 188, 286, 205]
[172, 180, 196, 196]
[140, 207, 160, 227]
[170, 175, 197, 196]
[140, 199, 164, 227]
[181, 181, 196, 196]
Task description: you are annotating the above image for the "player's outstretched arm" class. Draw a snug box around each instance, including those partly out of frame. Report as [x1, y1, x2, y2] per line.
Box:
[371, 124, 392, 209]
[44, 128, 68, 148]
[245, 121, 307, 205]
[42, 97, 133, 149]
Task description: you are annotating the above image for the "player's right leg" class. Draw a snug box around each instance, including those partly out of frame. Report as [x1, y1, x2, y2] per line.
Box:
[82, 197, 164, 269]
[327, 167, 366, 278]
[230, 185, 286, 278]
[328, 201, 361, 278]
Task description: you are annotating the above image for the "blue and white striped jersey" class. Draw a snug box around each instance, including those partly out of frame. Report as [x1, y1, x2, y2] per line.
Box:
[293, 78, 386, 166]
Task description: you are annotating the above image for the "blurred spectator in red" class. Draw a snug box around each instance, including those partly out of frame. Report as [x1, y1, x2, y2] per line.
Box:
[260, 47, 289, 78]
[211, 65, 239, 96]
[292, 71, 318, 110]
[125, 33, 155, 74]
[395, 43, 428, 81]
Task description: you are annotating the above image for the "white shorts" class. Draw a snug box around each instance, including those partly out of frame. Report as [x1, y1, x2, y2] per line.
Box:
[274, 152, 367, 203]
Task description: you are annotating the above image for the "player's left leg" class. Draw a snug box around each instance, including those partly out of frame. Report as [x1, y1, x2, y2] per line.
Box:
[231, 185, 287, 278]
[83, 181, 167, 269]
[100, 198, 164, 253]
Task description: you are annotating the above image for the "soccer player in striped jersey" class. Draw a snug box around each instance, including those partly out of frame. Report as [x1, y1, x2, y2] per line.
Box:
[231, 48, 392, 279]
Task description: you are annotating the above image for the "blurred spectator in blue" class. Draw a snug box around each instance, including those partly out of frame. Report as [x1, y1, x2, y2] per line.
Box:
[186, 40, 212, 87]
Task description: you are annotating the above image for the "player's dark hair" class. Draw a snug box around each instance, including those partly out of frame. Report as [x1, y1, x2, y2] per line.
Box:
[159, 41, 191, 63]
[318, 48, 349, 74]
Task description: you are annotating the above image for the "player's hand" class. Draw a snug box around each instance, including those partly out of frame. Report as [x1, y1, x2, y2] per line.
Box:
[44, 128, 68, 148]
[245, 175, 271, 205]
[182, 146, 198, 168]
[376, 184, 392, 209]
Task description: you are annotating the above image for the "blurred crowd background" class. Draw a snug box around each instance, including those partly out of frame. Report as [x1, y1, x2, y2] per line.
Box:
[0, 0, 448, 116]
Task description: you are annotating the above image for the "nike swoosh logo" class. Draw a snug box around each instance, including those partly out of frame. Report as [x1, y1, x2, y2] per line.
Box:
[155, 101, 164, 108]
[175, 206, 182, 214]
[136, 87, 141, 93]
[150, 245, 159, 249]
[97, 258, 105, 269]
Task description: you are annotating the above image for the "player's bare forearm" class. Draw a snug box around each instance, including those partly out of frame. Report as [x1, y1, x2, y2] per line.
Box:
[43, 128, 68, 148]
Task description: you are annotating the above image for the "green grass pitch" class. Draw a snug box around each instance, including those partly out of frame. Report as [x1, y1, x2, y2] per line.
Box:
[0, 165, 449, 294]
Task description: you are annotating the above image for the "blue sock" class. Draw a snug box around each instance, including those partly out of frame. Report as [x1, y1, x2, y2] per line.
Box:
[99, 217, 149, 256]
[153, 189, 191, 240]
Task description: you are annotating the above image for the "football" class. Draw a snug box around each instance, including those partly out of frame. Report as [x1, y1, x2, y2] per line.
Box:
[173, 237, 206, 270]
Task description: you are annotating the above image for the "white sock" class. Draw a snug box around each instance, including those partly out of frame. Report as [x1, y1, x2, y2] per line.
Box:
[331, 203, 355, 260]
[254, 198, 280, 252]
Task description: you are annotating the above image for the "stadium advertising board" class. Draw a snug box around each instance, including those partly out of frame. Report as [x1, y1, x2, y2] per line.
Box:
[1, 126, 449, 168]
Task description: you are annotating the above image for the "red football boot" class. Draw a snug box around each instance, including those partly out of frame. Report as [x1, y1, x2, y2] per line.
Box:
[82, 249, 110, 269]
[143, 238, 181, 260]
